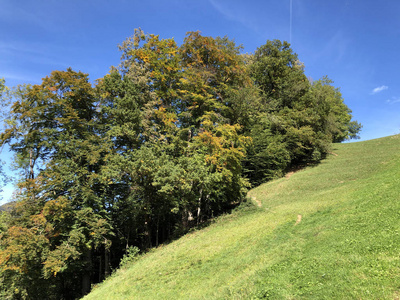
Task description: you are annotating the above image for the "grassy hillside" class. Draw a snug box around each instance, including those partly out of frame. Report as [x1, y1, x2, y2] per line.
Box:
[84, 135, 400, 299]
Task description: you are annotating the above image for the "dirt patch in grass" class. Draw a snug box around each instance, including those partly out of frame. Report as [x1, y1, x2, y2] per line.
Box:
[295, 214, 302, 225]
[285, 171, 296, 179]
[252, 196, 262, 207]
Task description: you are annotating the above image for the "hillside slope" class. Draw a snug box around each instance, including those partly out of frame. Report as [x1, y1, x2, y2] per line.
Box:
[84, 135, 400, 299]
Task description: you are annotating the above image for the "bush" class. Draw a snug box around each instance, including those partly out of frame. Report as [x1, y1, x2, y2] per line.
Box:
[119, 246, 140, 269]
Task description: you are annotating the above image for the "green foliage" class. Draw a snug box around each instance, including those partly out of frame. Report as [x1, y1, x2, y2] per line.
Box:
[245, 119, 291, 185]
[250, 40, 309, 111]
[119, 246, 140, 269]
[304, 76, 362, 143]
[244, 41, 361, 185]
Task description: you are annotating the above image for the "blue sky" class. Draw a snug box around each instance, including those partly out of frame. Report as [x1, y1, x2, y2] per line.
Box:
[1, 0, 399, 203]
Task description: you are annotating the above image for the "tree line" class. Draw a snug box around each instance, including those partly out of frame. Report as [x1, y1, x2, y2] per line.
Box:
[0, 29, 361, 299]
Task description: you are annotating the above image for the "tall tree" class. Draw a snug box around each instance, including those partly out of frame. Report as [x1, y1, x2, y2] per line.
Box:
[0, 78, 10, 199]
[0, 69, 113, 299]
[245, 40, 361, 185]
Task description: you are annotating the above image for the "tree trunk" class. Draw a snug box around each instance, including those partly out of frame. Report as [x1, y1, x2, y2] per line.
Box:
[104, 247, 110, 278]
[29, 148, 34, 179]
[155, 217, 159, 247]
[144, 216, 152, 249]
[81, 248, 92, 296]
[98, 255, 102, 282]
[182, 208, 189, 229]
[197, 188, 202, 225]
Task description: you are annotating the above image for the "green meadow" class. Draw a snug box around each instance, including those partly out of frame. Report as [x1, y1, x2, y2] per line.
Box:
[84, 135, 400, 299]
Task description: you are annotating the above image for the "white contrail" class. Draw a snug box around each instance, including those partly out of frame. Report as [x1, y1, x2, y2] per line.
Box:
[290, 0, 293, 44]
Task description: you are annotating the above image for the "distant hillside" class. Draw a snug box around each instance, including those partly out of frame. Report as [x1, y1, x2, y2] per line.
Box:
[0, 201, 14, 212]
[84, 135, 400, 299]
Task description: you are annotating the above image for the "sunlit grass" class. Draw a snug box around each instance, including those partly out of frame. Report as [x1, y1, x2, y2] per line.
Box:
[84, 135, 400, 299]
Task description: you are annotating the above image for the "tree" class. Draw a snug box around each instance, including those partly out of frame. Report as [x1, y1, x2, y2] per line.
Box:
[245, 40, 361, 185]
[303, 77, 362, 143]
[0, 69, 113, 298]
[0, 78, 11, 200]
[250, 40, 309, 112]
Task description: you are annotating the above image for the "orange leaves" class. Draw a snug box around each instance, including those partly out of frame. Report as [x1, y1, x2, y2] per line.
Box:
[0, 225, 49, 274]
[127, 32, 182, 113]
[42, 196, 71, 223]
[31, 213, 46, 227]
[195, 122, 250, 175]
[154, 106, 178, 133]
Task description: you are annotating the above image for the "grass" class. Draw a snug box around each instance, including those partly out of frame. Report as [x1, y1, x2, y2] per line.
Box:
[83, 135, 400, 299]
